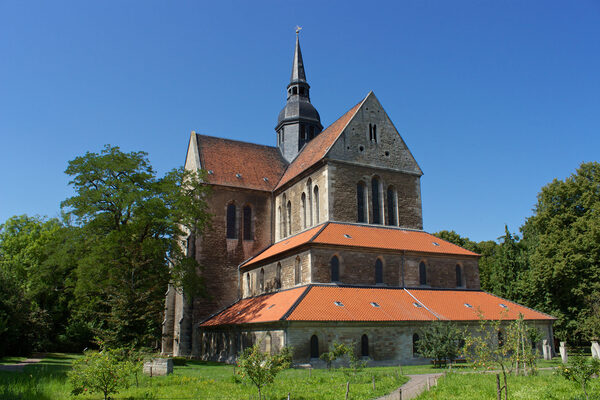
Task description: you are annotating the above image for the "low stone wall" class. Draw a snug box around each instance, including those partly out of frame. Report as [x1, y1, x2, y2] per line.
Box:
[143, 358, 173, 376]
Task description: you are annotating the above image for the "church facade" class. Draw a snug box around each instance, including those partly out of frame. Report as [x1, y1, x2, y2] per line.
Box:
[161, 36, 555, 365]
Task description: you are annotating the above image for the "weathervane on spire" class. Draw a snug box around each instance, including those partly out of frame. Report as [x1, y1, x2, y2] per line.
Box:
[295, 25, 302, 35]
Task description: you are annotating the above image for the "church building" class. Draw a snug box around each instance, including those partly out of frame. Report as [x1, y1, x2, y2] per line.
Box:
[162, 35, 555, 365]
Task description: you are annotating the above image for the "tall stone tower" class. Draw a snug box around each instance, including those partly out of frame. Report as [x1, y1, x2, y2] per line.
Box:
[275, 34, 323, 162]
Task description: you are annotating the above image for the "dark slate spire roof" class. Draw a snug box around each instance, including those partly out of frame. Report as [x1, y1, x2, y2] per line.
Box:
[290, 35, 307, 84]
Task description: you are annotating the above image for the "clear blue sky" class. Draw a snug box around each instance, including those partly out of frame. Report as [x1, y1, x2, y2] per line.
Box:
[1, 1, 598, 242]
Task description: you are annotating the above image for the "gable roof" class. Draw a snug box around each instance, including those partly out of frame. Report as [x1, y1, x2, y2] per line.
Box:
[200, 285, 555, 326]
[241, 222, 479, 269]
[274, 96, 367, 190]
[195, 134, 287, 191]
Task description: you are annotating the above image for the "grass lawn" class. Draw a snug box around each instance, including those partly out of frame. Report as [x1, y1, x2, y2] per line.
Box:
[415, 370, 600, 400]
[0, 354, 407, 400]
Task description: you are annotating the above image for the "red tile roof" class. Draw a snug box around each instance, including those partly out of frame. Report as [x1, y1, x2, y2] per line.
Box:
[275, 97, 366, 190]
[241, 222, 478, 268]
[201, 285, 555, 326]
[408, 289, 554, 321]
[201, 286, 307, 326]
[196, 135, 287, 191]
[286, 286, 437, 322]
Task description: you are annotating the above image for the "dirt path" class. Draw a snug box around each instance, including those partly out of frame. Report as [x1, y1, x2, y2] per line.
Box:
[0, 355, 45, 372]
[375, 373, 443, 400]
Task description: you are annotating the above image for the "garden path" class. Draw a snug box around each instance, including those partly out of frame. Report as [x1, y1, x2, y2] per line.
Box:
[375, 373, 443, 400]
[0, 355, 45, 372]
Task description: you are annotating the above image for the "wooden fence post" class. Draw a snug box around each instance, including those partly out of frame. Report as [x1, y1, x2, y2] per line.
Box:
[372, 375, 376, 390]
[398, 388, 402, 400]
[345, 381, 350, 400]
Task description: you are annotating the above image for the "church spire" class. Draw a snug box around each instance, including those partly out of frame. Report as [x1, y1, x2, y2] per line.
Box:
[276, 29, 323, 163]
[290, 32, 307, 84]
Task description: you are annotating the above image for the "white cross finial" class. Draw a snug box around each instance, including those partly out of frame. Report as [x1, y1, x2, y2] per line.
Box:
[295, 25, 302, 35]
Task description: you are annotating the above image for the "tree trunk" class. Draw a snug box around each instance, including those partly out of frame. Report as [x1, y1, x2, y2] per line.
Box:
[496, 374, 501, 400]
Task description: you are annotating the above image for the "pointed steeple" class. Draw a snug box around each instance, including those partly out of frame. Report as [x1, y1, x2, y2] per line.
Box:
[276, 30, 323, 163]
[290, 34, 307, 84]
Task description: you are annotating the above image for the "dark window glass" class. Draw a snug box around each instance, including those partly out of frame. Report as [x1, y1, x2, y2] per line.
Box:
[498, 331, 504, 348]
[357, 182, 366, 223]
[373, 124, 377, 142]
[419, 262, 427, 286]
[413, 333, 420, 357]
[243, 205, 252, 240]
[276, 263, 282, 289]
[456, 265, 462, 287]
[361, 334, 369, 357]
[310, 335, 319, 358]
[369, 123, 373, 141]
[287, 201, 292, 236]
[301, 193, 307, 229]
[375, 259, 383, 284]
[387, 187, 396, 226]
[314, 186, 319, 223]
[371, 178, 381, 224]
[259, 268, 264, 291]
[331, 256, 340, 282]
[294, 257, 301, 285]
[226, 204, 236, 238]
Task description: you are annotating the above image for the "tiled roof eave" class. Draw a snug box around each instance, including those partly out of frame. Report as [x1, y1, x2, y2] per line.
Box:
[308, 243, 481, 259]
[273, 158, 326, 194]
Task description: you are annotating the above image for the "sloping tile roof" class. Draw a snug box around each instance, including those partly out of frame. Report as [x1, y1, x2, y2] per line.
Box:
[196, 135, 287, 191]
[286, 286, 437, 322]
[274, 97, 366, 190]
[241, 222, 478, 268]
[408, 289, 555, 321]
[201, 286, 308, 326]
[201, 285, 555, 326]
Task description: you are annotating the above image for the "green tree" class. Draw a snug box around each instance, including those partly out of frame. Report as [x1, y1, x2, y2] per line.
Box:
[236, 344, 292, 400]
[415, 320, 463, 367]
[0, 215, 81, 352]
[519, 162, 600, 342]
[320, 341, 351, 370]
[485, 226, 528, 302]
[61, 145, 210, 348]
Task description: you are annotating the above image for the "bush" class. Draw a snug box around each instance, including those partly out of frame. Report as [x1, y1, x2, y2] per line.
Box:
[557, 356, 600, 400]
[68, 347, 141, 400]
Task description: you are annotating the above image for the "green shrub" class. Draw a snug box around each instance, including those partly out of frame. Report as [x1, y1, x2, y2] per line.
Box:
[557, 356, 600, 400]
[236, 344, 292, 400]
[68, 347, 140, 400]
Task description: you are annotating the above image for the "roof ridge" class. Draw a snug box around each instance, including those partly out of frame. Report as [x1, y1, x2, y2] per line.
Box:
[320, 94, 369, 158]
[196, 133, 281, 151]
[404, 288, 444, 321]
[281, 285, 313, 320]
[274, 94, 368, 190]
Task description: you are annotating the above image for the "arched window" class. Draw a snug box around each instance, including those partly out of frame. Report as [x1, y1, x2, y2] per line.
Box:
[413, 333, 420, 357]
[498, 331, 504, 348]
[313, 186, 320, 224]
[371, 177, 381, 224]
[456, 265, 463, 287]
[294, 257, 301, 285]
[386, 186, 396, 226]
[259, 268, 264, 292]
[419, 262, 427, 286]
[307, 179, 313, 226]
[246, 273, 250, 295]
[278, 206, 283, 239]
[330, 256, 340, 282]
[301, 193, 307, 229]
[286, 201, 292, 236]
[243, 205, 252, 240]
[276, 263, 282, 289]
[373, 124, 377, 143]
[310, 335, 319, 358]
[357, 181, 366, 223]
[226, 203, 237, 238]
[361, 334, 369, 357]
[375, 259, 383, 284]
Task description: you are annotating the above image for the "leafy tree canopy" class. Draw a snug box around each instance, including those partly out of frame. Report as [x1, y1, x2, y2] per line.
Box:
[61, 145, 210, 348]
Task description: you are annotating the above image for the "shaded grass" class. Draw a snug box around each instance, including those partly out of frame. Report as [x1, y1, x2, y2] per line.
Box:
[415, 370, 600, 400]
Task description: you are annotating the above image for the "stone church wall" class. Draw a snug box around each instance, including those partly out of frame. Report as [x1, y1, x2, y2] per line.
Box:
[180, 186, 272, 354]
[310, 247, 480, 289]
[328, 161, 422, 229]
[241, 250, 311, 298]
[274, 165, 329, 240]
